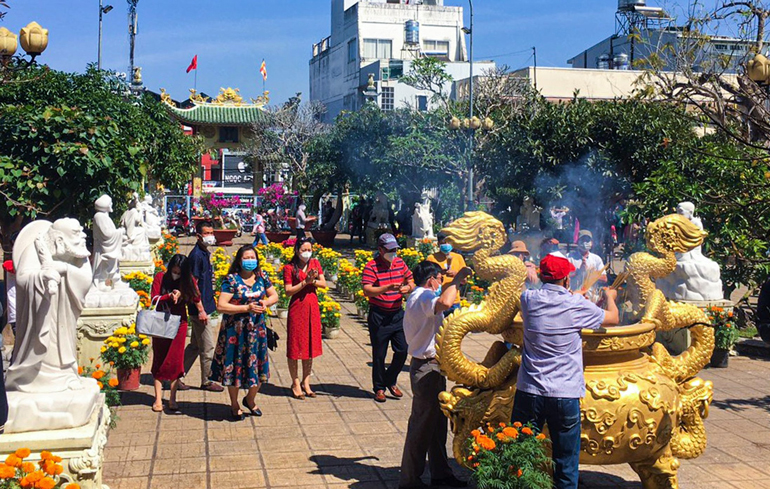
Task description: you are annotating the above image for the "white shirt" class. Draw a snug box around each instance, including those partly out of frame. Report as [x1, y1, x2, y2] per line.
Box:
[403, 287, 442, 359]
[567, 250, 605, 291]
[6, 272, 15, 324]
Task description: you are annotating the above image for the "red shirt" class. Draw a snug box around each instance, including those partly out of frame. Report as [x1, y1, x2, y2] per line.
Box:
[362, 256, 413, 311]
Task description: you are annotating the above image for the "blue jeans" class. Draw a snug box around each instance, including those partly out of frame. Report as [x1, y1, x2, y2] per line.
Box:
[511, 390, 581, 489]
[253, 233, 268, 246]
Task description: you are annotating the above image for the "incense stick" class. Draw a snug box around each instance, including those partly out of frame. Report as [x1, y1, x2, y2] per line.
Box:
[580, 263, 610, 292]
[610, 270, 629, 290]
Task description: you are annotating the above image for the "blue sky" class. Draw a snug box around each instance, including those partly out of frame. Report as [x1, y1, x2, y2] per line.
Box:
[3, 1, 677, 105]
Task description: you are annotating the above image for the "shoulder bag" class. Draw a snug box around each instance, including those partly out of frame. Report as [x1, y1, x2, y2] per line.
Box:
[136, 295, 182, 340]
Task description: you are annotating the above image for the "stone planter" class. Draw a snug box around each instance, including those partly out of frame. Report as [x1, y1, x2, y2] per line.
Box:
[213, 228, 238, 246]
[330, 273, 338, 284]
[266, 231, 292, 243]
[710, 348, 730, 368]
[323, 326, 340, 339]
[277, 308, 289, 319]
[116, 367, 141, 391]
[311, 230, 337, 247]
[356, 305, 369, 318]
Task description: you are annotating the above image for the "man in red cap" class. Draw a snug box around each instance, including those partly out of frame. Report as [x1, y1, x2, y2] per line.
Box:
[512, 252, 619, 489]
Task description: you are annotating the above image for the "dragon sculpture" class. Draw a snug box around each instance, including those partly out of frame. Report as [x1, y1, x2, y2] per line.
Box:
[436, 212, 714, 489]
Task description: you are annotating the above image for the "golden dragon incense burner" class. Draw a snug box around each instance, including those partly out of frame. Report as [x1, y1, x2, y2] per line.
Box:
[435, 211, 714, 489]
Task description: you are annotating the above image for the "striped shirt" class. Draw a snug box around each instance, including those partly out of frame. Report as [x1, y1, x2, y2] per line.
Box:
[362, 256, 413, 310]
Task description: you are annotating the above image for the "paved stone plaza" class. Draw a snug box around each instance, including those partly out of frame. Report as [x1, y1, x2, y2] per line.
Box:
[102, 240, 770, 489]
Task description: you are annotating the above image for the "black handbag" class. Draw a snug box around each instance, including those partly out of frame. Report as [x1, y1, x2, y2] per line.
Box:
[266, 326, 279, 351]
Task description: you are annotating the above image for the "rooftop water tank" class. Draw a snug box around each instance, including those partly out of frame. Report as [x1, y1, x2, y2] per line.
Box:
[597, 53, 610, 69]
[614, 53, 630, 70]
[618, 0, 646, 11]
[405, 20, 420, 45]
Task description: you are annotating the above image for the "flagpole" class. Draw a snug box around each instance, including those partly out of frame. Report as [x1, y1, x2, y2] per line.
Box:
[194, 68, 197, 93]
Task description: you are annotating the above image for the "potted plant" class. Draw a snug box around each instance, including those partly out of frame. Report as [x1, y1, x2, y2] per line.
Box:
[466, 422, 552, 489]
[708, 306, 739, 368]
[100, 323, 150, 390]
[318, 288, 342, 338]
[0, 449, 79, 489]
[273, 278, 291, 318]
[259, 184, 297, 242]
[197, 193, 243, 245]
[354, 288, 369, 318]
[316, 247, 341, 283]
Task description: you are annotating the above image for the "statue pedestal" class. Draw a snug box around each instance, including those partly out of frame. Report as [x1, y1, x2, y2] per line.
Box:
[77, 303, 139, 367]
[365, 227, 391, 248]
[119, 259, 154, 276]
[406, 236, 437, 249]
[656, 298, 733, 355]
[0, 402, 111, 489]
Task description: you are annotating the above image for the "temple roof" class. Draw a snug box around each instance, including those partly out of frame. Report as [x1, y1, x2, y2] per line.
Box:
[165, 104, 271, 126]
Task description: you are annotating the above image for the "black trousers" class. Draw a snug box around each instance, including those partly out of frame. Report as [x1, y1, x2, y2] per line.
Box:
[367, 306, 407, 392]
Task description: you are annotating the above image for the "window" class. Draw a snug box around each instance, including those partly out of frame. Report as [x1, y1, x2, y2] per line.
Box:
[348, 39, 357, 63]
[381, 87, 395, 111]
[423, 40, 450, 56]
[363, 39, 392, 60]
[416, 95, 428, 111]
[219, 126, 239, 143]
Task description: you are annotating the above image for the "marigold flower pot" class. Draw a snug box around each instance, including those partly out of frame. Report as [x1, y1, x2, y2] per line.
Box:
[311, 230, 337, 247]
[266, 231, 292, 243]
[117, 367, 141, 391]
[213, 229, 238, 246]
[709, 348, 730, 368]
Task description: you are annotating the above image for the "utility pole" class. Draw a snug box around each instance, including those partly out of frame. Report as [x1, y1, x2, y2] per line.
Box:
[97, 0, 113, 70]
[127, 0, 138, 78]
[466, 0, 474, 211]
[532, 46, 537, 91]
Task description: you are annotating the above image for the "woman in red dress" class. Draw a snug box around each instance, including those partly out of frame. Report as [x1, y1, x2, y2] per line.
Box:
[150, 254, 204, 413]
[283, 237, 326, 399]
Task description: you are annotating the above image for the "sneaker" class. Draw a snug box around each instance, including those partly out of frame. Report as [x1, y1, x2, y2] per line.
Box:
[374, 390, 386, 403]
[200, 382, 224, 392]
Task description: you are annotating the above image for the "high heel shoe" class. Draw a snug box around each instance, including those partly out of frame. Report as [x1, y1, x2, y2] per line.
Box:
[303, 388, 316, 398]
[242, 396, 263, 416]
[230, 408, 244, 421]
[291, 387, 305, 400]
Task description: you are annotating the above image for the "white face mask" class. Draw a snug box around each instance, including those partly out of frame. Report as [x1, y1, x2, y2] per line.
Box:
[383, 252, 397, 262]
[300, 251, 312, 261]
[202, 235, 216, 246]
[171, 272, 181, 281]
[579, 241, 592, 252]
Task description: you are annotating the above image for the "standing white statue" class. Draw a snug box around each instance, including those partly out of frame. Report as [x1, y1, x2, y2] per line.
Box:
[85, 195, 138, 308]
[516, 196, 541, 231]
[141, 194, 162, 242]
[5, 219, 101, 433]
[657, 202, 724, 301]
[411, 191, 435, 239]
[367, 192, 392, 231]
[119, 193, 151, 262]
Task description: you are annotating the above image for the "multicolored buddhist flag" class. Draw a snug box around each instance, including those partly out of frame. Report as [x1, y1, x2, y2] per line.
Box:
[186, 55, 198, 73]
[259, 59, 267, 81]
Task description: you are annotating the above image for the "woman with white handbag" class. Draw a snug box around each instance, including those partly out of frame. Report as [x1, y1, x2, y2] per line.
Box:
[150, 254, 204, 413]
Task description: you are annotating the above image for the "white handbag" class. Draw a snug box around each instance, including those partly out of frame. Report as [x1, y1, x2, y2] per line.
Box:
[136, 295, 182, 340]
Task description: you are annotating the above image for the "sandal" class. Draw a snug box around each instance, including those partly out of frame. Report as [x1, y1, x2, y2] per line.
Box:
[151, 403, 163, 413]
[167, 401, 180, 413]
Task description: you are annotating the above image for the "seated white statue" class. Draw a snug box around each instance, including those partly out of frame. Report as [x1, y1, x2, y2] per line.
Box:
[85, 195, 138, 308]
[5, 218, 101, 433]
[120, 193, 151, 262]
[411, 192, 434, 239]
[657, 202, 723, 301]
[141, 195, 162, 241]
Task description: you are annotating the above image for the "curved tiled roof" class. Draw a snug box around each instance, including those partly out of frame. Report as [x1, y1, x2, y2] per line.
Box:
[165, 104, 271, 126]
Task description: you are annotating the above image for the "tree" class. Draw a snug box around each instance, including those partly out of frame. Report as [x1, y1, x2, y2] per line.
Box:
[244, 93, 328, 194]
[399, 57, 453, 110]
[0, 66, 202, 250]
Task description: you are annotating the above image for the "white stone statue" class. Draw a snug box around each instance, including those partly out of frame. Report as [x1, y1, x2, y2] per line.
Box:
[367, 191, 392, 231]
[657, 201, 724, 301]
[119, 193, 151, 262]
[5, 218, 101, 433]
[411, 191, 435, 239]
[141, 194, 162, 242]
[85, 195, 138, 308]
[517, 196, 541, 231]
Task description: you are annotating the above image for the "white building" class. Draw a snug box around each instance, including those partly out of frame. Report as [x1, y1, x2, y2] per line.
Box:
[309, 0, 493, 122]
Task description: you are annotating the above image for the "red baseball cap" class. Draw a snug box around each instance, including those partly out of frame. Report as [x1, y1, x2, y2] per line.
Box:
[539, 252, 575, 281]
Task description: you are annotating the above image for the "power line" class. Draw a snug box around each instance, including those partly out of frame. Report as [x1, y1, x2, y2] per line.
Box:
[476, 48, 533, 59]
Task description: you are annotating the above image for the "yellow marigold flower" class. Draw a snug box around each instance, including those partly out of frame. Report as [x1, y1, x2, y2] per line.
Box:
[130, 341, 139, 348]
[14, 448, 30, 459]
[118, 346, 126, 354]
[142, 338, 150, 345]
[138, 334, 147, 339]
[118, 337, 127, 343]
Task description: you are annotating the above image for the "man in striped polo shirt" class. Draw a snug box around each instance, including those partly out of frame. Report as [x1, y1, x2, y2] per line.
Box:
[362, 233, 415, 403]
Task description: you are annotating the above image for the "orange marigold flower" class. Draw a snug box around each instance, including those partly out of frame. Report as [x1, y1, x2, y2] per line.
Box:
[39, 451, 52, 461]
[78, 366, 84, 375]
[19, 476, 32, 489]
[50, 456, 62, 463]
[467, 456, 474, 461]
[513, 421, 522, 428]
[95, 364, 101, 369]
[14, 448, 31, 459]
[496, 432, 506, 441]
[25, 471, 43, 483]
[21, 461, 35, 473]
[97, 381, 103, 389]
[521, 427, 534, 436]
[0, 465, 15, 478]
[473, 462, 479, 468]
[37, 476, 57, 489]
[517, 468, 523, 477]
[108, 378, 119, 388]
[499, 422, 506, 428]
[91, 370, 105, 380]
[5, 454, 22, 468]
[65, 484, 82, 489]
[477, 435, 496, 451]
[536, 433, 546, 440]
[502, 427, 519, 439]
[471, 429, 480, 437]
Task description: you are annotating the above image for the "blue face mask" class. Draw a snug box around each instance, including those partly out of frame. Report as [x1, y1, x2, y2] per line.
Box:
[242, 259, 258, 271]
[435, 285, 443, 297]
[439, 243, 453, 254]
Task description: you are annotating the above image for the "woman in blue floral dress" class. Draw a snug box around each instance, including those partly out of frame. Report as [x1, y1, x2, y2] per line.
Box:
[210, 245, 278, 420]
